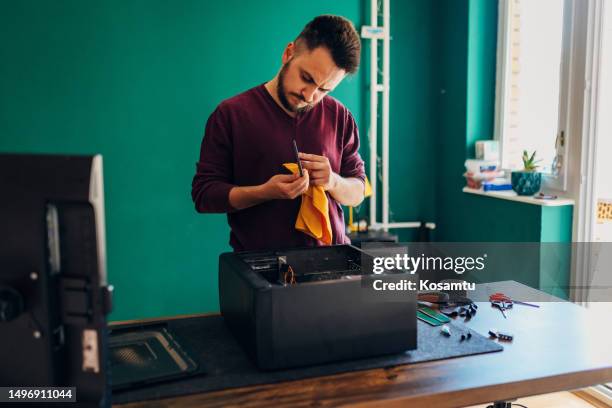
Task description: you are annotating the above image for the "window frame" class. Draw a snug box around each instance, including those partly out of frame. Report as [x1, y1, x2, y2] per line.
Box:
[493, 0, 577, 192]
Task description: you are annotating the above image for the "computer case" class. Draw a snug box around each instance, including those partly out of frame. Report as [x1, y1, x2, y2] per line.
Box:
[219, 245, 417, 370]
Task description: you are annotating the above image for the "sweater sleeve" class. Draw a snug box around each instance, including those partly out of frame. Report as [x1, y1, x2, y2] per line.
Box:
[191, 105, 237, 213]
[340, 112, 366, 184]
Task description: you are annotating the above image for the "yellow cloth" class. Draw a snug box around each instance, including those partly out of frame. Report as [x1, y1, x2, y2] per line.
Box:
[283, 163, 332, 245]
[349, 176, 372, 232]
[364, 176, 373, 197]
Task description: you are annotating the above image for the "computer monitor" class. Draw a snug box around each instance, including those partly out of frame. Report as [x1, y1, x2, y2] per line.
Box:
[0, 153, 112, 406]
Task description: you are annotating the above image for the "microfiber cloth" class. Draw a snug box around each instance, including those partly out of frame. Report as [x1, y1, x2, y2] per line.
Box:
[283, 163, 332, 244]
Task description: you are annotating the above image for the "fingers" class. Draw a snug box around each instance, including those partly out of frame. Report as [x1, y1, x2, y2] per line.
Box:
[300, 160, 326, 171]
[276, 173, 300, 182]
[298, 152, 326, 162]
[281, 170, 309, 198]
[291, 170, 309, 191]
[299, 154, 330, 184]
[288, 179, 309, 198]
[301, 159, 329, 187]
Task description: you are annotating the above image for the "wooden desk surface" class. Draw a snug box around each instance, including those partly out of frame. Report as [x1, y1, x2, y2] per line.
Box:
[113, 281, 612, 408]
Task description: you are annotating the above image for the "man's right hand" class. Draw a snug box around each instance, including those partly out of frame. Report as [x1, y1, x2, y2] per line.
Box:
[228, 170, 309, 211]
[261, 170, 309, 200]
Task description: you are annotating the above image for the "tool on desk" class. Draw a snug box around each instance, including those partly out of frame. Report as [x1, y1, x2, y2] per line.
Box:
[418, 290, 478, 323]
[418, 306, 451, 324]
[488, 329, 513, 341]
[417, 300, 437, 309]
[417, 291, 449, 304]
[291, 139, 304, 177]
[459, 304, 477, 317]
[489, 292, 540, 308]
[460, 332, 472, 341]
[491, 300, 511, 318]
[417, 310, 444, 326]
[440, 303, 477, 320]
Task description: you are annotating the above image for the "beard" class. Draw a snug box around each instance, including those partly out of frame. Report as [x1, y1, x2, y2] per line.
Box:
[277, 60, 314, 114]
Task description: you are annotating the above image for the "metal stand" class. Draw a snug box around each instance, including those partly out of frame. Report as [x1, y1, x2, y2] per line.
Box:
[360, 0, 436, 235]
[487, 402, 513, 408]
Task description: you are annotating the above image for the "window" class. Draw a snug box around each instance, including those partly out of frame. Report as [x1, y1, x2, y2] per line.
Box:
[495, 0, 572, 189]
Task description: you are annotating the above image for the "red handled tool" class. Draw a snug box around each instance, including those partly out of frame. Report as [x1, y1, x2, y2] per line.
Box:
[491, 300, 511, 318]
[489, 292, 540, 308]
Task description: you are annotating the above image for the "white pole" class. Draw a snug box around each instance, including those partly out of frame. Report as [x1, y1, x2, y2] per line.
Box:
[361, 1, 432, 234]
[369, 0, 378, 228]
[385, 222, 437, 230]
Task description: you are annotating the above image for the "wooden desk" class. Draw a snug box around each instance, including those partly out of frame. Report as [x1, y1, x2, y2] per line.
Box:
[113, 281, 612, 408]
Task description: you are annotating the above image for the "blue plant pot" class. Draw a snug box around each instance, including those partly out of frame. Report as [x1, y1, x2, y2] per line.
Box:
[511, 171, 542, 196]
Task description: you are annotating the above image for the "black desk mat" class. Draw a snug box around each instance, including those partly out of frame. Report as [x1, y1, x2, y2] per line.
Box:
[113, 315, 502, 404]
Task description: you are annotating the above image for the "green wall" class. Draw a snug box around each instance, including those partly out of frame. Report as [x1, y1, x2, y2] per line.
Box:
[0, 0, 575, 320]
[0, 0, 363, 321]
[466, 0, 499, 155]
[434, 0, 470, 242]
[388, 1, 437, 239]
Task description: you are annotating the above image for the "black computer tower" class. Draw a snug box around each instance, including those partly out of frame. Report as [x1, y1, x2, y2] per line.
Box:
[219, 245, 417, 370]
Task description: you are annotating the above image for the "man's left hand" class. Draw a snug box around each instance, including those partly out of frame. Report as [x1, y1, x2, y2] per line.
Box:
[298, 152, 338, 191]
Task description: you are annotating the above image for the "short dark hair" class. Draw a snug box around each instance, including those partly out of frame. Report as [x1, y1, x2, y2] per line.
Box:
[295, 15, 361, 74]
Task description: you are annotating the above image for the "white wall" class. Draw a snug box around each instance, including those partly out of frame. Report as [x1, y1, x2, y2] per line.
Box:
[594, 1, 612, 242]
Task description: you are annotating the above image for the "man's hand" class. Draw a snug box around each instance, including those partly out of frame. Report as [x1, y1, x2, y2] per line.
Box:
[228, 171, 309, 211]
[298, 151, 365, 207]
[261, 171, 310, 200]
[298, 152, 338, 191]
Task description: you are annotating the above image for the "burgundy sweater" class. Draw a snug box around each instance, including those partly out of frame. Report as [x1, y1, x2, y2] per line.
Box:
[191, 84, 366, 252]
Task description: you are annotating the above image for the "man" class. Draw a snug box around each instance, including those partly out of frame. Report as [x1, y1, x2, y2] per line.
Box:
[192, 15, 366, 251]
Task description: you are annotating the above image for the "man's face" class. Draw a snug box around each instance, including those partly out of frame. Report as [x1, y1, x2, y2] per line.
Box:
[277, 45, 346, 114]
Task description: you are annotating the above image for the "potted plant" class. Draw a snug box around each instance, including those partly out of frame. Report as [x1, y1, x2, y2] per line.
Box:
[511, 150, 542, 196]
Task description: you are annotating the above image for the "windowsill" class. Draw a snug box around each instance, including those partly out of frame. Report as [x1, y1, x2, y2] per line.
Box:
[462, 187, 575, 206]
